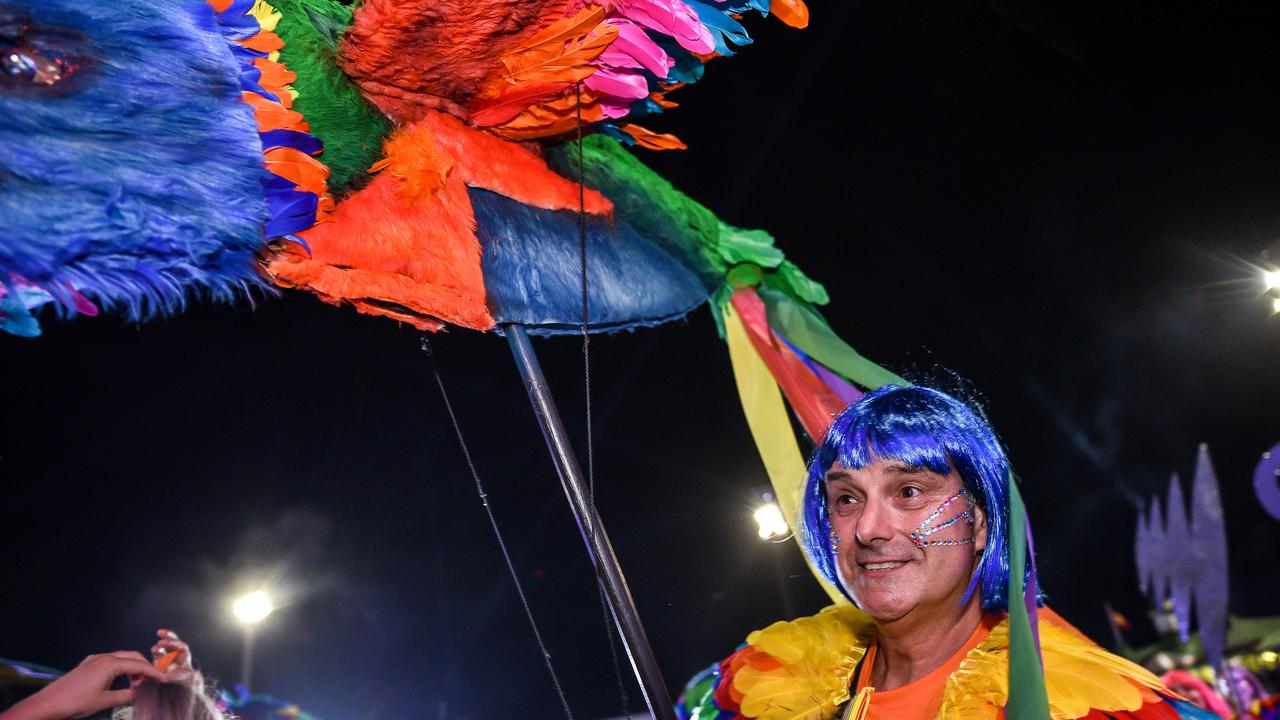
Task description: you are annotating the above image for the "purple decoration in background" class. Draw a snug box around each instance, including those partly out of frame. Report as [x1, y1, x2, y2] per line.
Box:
[1136, 495, 1164, 600]
[1191, 444, 1230, 671]
[1254, 442, 1280, 521]
[1133, 445, 1230, 670]
[1165, 474, 1192, 641]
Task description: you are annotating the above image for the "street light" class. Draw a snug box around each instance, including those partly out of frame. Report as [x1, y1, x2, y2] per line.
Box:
[233, 590, 273, 690]
[753, 494, 795, 617]
[754, 500, 790, 541]
[233, 590, 273, 624]
[1265, 269, 1280, 290]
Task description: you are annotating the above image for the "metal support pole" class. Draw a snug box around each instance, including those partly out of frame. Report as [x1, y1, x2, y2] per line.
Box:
[506, 324, 676, 720]
[239, 626, 255, 691]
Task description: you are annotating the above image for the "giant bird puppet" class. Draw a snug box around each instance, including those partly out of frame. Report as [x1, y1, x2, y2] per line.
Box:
[0, 0, 928, 714]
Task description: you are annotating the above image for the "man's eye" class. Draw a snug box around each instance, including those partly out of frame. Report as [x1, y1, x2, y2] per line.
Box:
[901, 486, 920, 498]
[835, 494, 856, 505]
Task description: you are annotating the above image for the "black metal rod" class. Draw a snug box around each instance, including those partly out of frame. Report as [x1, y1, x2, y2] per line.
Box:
[506, 324, 676, 720]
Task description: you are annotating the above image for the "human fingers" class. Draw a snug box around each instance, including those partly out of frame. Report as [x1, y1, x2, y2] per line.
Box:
[105, 651, 150, 664]
[105, 657, 167, 684]
[152, 637, 189, 655]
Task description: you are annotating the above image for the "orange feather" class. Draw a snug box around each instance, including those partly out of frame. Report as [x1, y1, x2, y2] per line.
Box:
[267, 169, 494, 332]
[771, 0, 810, 29]
[238, 28, 284, 53]
[485, 88, 607, 140]
[339, 0, 566, 123]
[251, 57, 298, 107]
[470, 81, 574, 127]
[264, 147, 331, 197]
[419, 110, 612, 215]
[498, 5, 609, 77]
[240, 91, 309, 133]
[619, 123, 688, 151]
[368, 124, 454, 205]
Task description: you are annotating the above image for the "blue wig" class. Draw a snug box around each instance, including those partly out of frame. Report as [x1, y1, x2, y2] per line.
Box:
[799, 384, 1024, 611]
[0, 0, 269, 330]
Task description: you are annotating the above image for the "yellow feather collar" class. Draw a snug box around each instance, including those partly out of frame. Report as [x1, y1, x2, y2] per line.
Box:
[723, 607, 1170, 720]
[728, 605, 876, 720]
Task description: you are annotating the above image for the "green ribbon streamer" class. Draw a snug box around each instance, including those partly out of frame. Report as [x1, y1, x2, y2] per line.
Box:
[1006, 476, 1051, 720]
[757, 287, 907, 390]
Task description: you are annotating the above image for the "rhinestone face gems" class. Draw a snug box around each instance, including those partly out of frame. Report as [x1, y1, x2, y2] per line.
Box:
[910, 487, 976, 548]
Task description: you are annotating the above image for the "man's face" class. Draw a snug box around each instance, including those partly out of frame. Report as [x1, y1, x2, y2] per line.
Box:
[825, 459, 987, 621]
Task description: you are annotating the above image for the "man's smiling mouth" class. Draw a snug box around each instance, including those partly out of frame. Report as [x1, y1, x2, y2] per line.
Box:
[860, 561, 907, 571]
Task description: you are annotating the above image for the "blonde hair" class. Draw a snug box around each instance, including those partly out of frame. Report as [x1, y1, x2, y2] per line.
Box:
[127, 679, 224, 720]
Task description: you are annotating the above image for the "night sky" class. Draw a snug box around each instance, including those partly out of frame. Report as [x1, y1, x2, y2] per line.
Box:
[4, 3, 1280, 719]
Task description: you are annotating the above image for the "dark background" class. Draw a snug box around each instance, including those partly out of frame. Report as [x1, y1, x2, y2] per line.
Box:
[4, 2, 1280, 718]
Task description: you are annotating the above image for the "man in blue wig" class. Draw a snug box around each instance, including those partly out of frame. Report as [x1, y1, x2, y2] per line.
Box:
[678, 385, 1212, 720]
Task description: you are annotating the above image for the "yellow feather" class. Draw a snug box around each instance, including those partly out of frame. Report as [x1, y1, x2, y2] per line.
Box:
[248, 0, 281, 32]
[735, 606, 876, 720]
[939, 618, 1171, 720]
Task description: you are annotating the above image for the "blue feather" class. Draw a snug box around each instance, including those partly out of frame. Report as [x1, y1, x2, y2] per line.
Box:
[596, 123, 638, 147]
[0, 0, 269, 334]
[469, 188, 706, 335]
[685, 1, 754, 56]
[649, 35, 706, 84]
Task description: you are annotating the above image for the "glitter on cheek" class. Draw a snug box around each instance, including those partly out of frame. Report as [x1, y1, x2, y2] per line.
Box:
[910, 487, 976, 548]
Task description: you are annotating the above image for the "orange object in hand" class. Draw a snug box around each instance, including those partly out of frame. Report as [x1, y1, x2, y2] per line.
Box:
[155, 649, 185, 672]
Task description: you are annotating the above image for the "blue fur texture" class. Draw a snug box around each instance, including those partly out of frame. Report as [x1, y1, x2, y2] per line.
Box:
[0, 0, 269, 325]
[799, 385, 1025, 611]
[469, 188, 706, 335]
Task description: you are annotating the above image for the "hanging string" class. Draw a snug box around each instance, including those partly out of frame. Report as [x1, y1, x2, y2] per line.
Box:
[576, 81, 632, 720]
[575, 82, 594, 499]
[420, 336, 575, 719]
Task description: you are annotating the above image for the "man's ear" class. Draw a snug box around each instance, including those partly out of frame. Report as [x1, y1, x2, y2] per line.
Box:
[972, 503, 988, 553]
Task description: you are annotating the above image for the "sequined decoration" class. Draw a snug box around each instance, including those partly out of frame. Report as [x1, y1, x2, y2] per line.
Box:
[910, 487, 975, 548]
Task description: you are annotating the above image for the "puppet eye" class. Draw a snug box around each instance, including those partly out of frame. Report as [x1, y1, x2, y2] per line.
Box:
[2, 45, 75, 87]
[0, 12, 91, 96]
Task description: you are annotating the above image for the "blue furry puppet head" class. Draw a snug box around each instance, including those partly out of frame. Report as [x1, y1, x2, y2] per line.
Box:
[0, 0, 268, 334]
[799, 384, 1024, 611]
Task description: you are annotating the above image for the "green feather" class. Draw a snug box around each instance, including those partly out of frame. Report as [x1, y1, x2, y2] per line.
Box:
[1006, 477, 1051, 720]
[546, 135, 726, 287]
[544, 136, 833, 327]
[272, 0, 391, 194]
[758, 287, 906, 389]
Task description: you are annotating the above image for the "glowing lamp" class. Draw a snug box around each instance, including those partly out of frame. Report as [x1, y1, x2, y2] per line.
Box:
[233, 590, 273, 625]
[754, 502, 790, 540]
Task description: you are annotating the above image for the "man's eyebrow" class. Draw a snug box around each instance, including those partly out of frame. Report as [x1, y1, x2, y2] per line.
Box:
[883, 463, 928, 475]
[824, 469, 854, 482]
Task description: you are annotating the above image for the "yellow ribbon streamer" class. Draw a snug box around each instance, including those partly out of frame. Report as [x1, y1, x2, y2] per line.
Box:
[724, 301, 847, 605]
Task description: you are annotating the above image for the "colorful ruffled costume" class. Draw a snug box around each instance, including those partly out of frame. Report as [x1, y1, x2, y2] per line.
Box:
[0, 0, 814, 336]
[679, 605, 1212, 720]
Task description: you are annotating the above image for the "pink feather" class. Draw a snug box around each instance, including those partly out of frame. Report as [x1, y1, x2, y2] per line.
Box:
[610, 0, 714, 54]
[598, 19, 675, 76]
[584, 66, 650, 101]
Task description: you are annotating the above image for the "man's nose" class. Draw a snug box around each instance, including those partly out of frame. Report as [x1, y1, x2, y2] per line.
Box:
[854, 496, 895, 546]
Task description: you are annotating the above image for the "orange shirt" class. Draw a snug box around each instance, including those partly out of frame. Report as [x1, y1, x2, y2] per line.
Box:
[853, 614, 998, 719]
